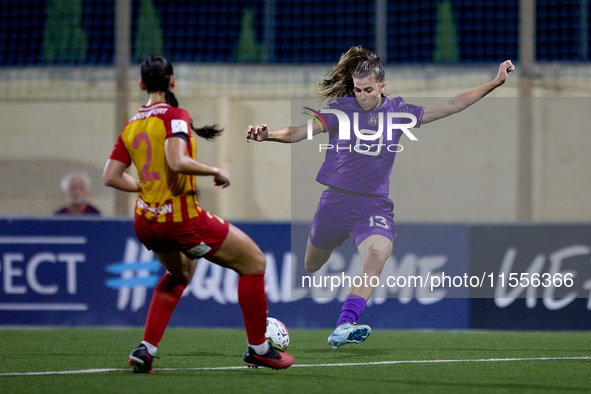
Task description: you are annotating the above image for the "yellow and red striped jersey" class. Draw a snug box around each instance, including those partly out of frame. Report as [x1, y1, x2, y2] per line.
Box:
[109, 102, 200, 222]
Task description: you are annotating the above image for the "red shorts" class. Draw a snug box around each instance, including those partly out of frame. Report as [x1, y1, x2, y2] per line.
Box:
[134, 210, 230, 259]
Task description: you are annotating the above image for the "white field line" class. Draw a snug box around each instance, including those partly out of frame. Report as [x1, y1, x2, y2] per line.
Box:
[1, 356, 590, 376]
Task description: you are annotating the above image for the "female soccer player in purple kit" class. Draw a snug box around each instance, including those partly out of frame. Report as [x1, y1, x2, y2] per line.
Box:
[245, 46, 514, 349]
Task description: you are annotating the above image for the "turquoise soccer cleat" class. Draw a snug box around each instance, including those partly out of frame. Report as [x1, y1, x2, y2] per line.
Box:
[327, 322, 371, 349]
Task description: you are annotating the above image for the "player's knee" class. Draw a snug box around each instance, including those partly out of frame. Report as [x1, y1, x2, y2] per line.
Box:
[164, 257, 195, 285]
[177, 274, 191, 285]
[362, 248, 388, 275]
[176, 265, 194, 285]
[247, 248, 266, 274]
[304, 260, 317, 273]
[170, 270, 191, 285]
[226, 247, 266, 275]
[304, 257, 322, 273]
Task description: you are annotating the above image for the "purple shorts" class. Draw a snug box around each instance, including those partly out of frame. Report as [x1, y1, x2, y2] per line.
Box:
[309, 187, 396, 250]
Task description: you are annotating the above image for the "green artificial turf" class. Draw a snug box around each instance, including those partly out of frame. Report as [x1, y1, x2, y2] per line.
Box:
[1, 328, 590, 393]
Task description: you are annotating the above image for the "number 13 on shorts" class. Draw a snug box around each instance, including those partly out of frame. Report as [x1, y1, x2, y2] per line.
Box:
[369, 215, 389, 229]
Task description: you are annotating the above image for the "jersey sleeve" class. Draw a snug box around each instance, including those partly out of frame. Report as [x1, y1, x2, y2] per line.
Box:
[109, 134, 131, 166]
[163, 108, 192, 139]
[397, 97, 425, 128]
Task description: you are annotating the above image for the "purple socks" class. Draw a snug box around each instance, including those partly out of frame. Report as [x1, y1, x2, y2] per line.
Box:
[336, 294, 366, 327]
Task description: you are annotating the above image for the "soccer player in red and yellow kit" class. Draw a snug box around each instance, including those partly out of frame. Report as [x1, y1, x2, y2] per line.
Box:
[103, 55, 294, 373]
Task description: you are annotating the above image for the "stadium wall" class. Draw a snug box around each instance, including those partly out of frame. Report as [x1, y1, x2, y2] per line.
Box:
[1, 218, 591, 330]
[1, 65, 590, 221]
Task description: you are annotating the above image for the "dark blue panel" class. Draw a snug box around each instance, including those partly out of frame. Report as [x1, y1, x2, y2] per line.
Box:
[472, 298, 591, 329]
[469, 224, 591, 329]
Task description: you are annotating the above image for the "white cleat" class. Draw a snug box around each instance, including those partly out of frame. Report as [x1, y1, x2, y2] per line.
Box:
[327, 322, 371, 349]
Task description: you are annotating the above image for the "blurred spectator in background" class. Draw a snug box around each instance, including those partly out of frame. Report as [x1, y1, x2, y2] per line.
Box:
[55, 171, 101, 215]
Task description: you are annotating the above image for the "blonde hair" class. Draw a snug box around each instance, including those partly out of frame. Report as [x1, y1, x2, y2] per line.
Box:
[317, 46, 384, 103]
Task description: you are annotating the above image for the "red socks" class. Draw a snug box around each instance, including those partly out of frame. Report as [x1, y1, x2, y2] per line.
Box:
[143, 271, 268, 348]
[238, 272, 268, 346]
[142, 273, 187, 347]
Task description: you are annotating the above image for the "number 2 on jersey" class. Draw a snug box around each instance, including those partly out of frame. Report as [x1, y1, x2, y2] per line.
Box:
[133, 133, 161, 182]
[369, 215, 389, 229]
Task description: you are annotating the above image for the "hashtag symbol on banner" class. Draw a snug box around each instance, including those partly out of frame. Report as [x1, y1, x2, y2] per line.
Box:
[104, 238, 162, 311]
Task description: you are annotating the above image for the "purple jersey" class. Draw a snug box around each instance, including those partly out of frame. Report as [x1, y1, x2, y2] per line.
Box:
[315, 95, 424, 197]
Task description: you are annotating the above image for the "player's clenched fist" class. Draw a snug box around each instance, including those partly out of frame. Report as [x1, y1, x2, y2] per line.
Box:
[214, 167, 230, 188]
[245, 123, 268, 142]
[496, 60, 515, 84]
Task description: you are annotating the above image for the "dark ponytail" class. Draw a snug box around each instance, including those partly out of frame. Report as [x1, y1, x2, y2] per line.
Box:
[164, 90, 179, 108]
[191, 124, 223, 140]
[166, 88, 222, 140]
[141, 55, 223, 140]
[166, 88, 222, 139]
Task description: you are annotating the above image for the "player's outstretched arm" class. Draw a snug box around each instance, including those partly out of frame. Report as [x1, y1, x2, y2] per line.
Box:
[103, 159, 142, 192]
[421, 60, 515, 125]
[245, 122, 323, 143]
[165, 136, 230, 188]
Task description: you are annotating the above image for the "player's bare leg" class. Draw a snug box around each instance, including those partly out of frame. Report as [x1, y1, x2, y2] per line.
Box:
[155, 251, 197, 283]
[206, 223, 266, 275]
[328, 235, 392, 349]
[304, 239, 335, 273]
[351, 234, 393, 301]
[208, 223, 294, 370]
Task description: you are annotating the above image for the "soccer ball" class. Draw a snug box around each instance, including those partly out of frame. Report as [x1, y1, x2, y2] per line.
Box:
[266, 317, 290, 351]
